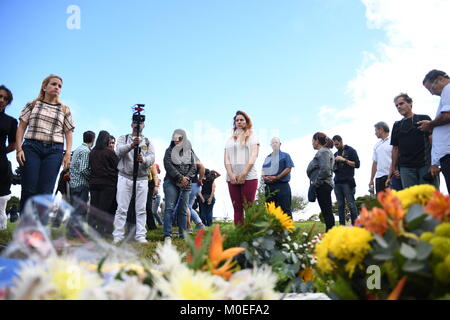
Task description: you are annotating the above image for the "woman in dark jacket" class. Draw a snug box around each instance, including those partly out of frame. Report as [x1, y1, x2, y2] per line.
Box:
[88, 130, 119, 236]
[307, 132, 335, 232]
[162, 129, 196, 241]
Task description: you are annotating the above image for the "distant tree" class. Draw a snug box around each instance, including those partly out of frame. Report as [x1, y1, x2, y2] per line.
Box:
[291, 195, 308, 214]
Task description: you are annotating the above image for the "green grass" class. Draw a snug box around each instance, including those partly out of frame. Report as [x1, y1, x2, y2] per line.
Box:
[0, 221, 326, 261]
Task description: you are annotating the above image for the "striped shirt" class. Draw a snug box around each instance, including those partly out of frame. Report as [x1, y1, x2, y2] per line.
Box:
[19, 101, 75, 144]
[69, 143, 91, 189]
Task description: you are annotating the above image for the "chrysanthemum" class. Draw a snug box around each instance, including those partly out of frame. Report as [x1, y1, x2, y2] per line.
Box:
[314, 226, 373, 277]
[103, 277, 155, 300]
[394, 184, 436, 210]
[152, 242, 185, 276]
[154, 265, 225, 300]
[9, 261, 53, 300]
[266, 202, 295, 232]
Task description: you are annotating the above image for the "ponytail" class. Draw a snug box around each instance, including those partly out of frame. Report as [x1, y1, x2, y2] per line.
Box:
[313, 132, 333, 148]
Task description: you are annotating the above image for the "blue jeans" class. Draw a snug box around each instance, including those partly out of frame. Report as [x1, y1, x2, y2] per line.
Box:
[163, 179, 190, 238]
[399, 166, 440, 189]
[187, 183, 203, 225]
[334, 183, 358, 225]
[265, 182, 292, 217]
[199, 194, 215, 226]
[68, 185, 89, 236]
[20, 139, 64, 211]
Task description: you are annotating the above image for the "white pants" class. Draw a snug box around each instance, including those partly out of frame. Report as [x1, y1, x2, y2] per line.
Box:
[113, 175, 148, 241]
[0, 194, 11, 230]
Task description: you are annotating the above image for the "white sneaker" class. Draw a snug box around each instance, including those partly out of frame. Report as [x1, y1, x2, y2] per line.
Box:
[164, 237, 172, 245]
[136, 238, 148, 244]
[113, 238, 122, 245]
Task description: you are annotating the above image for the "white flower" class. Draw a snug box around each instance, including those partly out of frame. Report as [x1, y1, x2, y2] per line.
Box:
[9, 261, 53, 300]
[293, 243, 299, 250]
[152, 242, 184, 276]
[302, 232, 308, 236]
[225, 265, 280, 300]
[153, 264, 226, 300]
[103, 277, 155, 300]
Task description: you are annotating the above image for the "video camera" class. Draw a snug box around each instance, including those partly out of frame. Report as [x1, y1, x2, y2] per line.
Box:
[132, 104, 146, 124]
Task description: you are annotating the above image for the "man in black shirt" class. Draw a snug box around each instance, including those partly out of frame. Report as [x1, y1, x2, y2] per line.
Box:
[388, 93, 439, 189]
[332, 135, 360, 226]
[0, 85, 18, 230]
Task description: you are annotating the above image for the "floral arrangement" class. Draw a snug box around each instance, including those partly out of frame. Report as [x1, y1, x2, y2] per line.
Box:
[0, 195, 281, 300]
[222, 192, 318, 293]
[313, 185, 450, 300]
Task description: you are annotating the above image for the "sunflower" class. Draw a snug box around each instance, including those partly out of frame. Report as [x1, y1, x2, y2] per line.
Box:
[266, 202, 295, 232]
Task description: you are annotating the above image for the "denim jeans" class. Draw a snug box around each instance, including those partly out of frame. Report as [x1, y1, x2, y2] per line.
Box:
[265, 182, 292, 217]
[187, 183, 203, 225]
[334, 183, 359, 225]
[163, 179, 190, 238]
[399, 166, 440, 189]
[441, 154, 450, 193]
[68, 185, 89, 237]
[20, 139, 64, 211]
[199, 194, 215, 226]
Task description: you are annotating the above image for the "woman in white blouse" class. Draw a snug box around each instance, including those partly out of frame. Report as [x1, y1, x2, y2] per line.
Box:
[224, 110, 259, 225]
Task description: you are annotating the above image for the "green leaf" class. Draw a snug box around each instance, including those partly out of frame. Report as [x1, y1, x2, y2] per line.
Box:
[372, 251, 394, 261]
[262, 238, 275, 250]
[400, 243, 417, 259]
[405, 204, 425, 223]
[373, 233, 388, 248]
[402, 260, 426, 273]
[330, 275, 359, 300]
[416, 241, 433, 260]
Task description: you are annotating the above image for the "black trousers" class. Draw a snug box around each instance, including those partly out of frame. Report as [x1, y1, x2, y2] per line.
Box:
[316, 184, 334, 232]
[265, 182, 292, 217]
[441, 154, 450, 194]
[89, 184, 117, 236]
[375, 175, 388, 194]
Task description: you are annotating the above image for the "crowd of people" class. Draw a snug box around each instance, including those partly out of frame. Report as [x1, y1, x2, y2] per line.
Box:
[0, 69, 449, 242]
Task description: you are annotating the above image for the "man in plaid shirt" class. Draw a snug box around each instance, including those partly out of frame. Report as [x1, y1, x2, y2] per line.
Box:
[69, 131, 95, 201]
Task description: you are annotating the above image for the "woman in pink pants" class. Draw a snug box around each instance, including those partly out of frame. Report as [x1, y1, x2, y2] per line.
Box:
[224, 111, 260, 225]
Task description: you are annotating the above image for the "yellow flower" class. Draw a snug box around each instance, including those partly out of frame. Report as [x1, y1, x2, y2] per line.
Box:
[266, 202, 295, 232]
[394, 184, 436, 210]
[47, 258, 103, 300]
[314, 226, 373, 277]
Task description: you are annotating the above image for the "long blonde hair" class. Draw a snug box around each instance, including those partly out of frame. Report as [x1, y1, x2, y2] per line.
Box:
[31, 75, 66, 110]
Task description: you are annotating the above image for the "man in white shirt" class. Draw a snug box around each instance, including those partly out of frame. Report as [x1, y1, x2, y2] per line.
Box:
[369, 122, 392, 194]
[419, 70, 450, 193]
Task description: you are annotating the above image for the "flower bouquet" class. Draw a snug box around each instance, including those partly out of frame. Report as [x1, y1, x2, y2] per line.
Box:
[313, 185, 450, 300]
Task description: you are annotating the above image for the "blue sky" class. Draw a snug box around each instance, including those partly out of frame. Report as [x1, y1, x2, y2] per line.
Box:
[1, 0, 384, 146]
[5, 0, 448, 220]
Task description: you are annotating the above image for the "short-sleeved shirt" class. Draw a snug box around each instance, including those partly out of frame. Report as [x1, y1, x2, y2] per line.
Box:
[19, 101, 75, 144]
[262, 151, 295, 183]
[225, 132, 259, 181]
[431, 83, 450, 166]
[391, 114, 432, 168]
[373, 136, 392, 178]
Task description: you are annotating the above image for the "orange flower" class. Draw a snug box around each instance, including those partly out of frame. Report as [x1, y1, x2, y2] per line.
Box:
[208, 225, 245, 279]
[387, 276, 407, 300]
[356, 207, 389, 236]
[378, 190, 405, 234]
[378, 190, 405, 220]
[424, 190, 450, 222]
[299, 268, 314, 282]
[187, 228, 205, 263]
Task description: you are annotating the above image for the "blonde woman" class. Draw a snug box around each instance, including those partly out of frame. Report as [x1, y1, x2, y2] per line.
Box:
[16, 75, 75, 211]
[224, 110, 259, 225]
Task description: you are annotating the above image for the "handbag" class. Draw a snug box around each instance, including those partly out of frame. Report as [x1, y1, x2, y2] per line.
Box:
[308, 183, 317, 202]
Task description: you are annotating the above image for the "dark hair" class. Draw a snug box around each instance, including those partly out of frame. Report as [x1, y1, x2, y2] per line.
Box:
[83, 131, 96, 144]
[423, 69, 449, 85]
[394, 93, 413, 104]
[233, 110, 252, 131]
[374, 121, 390, 133]
[0, 85, 13, 106]
[109, 135, 115, 142]
[313, 132, 334, 148]
[94, 130, 110, 150]
[332, 135, 342, 142]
